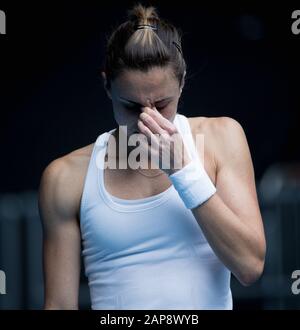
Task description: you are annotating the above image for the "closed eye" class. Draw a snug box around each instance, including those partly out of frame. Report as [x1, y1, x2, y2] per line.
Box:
[122, 101, 170, 111]
[153, 101, 170, 110]
[156, 106, 165, 111]
[124, 104, 141, 112]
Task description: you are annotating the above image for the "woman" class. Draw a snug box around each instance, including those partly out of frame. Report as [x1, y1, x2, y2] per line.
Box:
[38, 3, 266, 310]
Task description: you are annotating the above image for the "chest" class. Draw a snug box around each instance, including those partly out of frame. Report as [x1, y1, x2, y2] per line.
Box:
[103, 134, 216, 201]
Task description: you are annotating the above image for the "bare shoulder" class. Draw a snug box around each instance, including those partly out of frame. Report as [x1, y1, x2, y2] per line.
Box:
[204, 116, 249, 169]
[38, 143, 95, 222]
[187, 116, 248, 171]
[187, 115, 243, 135]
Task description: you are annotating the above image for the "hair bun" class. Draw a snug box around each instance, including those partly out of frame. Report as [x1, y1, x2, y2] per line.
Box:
[127, 3, 160, 26]
[103, 2, 186, 89]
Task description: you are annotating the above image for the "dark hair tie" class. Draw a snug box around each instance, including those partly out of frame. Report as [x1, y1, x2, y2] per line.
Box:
[172, 41, 182, 55]
[136, 24, 157, 30]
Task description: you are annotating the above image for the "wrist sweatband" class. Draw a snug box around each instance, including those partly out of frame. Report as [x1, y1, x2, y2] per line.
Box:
[168, 159, 217, 209]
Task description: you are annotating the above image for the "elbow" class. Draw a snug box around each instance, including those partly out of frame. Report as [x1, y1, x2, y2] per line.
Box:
[238, 255, 265, 287]
[239, 267, 263, 287]
[238, 263, 264, 287]
[238, 236, 266, 287]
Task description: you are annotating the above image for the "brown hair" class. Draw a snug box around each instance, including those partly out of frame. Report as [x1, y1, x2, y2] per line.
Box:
[102, 3, 186, 90]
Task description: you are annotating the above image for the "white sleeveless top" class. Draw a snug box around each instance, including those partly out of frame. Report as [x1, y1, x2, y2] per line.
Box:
[79, 113, 233, 310]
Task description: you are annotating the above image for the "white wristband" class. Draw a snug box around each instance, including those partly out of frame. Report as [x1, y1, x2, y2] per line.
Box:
[168, 159, 217, 209]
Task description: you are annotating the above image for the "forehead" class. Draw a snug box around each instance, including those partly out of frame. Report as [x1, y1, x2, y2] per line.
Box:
[111, 66, 178, 100]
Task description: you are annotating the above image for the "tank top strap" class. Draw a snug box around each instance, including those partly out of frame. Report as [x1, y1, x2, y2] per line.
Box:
[173, 113, 200, 164]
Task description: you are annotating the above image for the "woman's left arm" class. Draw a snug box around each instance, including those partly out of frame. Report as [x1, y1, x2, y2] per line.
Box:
[138, 108, 266, 286]
[191, 117, 266, 286]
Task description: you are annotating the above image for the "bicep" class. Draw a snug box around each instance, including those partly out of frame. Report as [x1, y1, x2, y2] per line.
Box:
[215, 118, 265, 242]
[38, 160, 81, 309]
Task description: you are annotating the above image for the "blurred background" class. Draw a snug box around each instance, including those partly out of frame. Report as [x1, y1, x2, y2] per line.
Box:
[0, 0, 299, 309]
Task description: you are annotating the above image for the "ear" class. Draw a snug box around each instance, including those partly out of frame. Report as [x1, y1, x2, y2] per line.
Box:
[101, 71, 112, 100]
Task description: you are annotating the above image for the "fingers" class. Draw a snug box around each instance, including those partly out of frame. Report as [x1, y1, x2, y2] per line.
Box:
[137, 119, 160, 159]
[140, 107, 177, 135]
[137, 119, 153, 141]
[139, 112, 165, 135]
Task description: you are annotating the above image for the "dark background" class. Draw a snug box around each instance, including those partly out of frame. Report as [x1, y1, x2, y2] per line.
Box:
[0, 0, 299, 310]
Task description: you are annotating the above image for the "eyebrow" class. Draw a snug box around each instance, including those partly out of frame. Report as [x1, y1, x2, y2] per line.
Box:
[119, 96, 174, 107]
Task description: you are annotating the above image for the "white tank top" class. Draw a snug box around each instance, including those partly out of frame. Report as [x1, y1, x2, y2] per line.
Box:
[79, 113, 232, 310]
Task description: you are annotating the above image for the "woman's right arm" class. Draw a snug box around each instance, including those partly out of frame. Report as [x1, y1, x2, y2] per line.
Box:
[38, 158, 82, 310]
